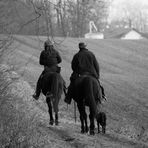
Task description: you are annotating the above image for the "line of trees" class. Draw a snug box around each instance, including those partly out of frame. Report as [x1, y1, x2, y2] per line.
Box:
[121, 0, 148, 32]
[0, 0, 110, 38]
[109, 0, 148, 32]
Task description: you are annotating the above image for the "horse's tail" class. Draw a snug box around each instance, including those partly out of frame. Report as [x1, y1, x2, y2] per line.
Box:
[50, 73, 62, 98]
[50, 73, 63, 113]
[83, 76, 98, 116]
[50, 74, 57, 97]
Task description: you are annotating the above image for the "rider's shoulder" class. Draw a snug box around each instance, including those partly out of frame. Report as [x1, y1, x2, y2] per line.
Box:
[40, 49, 46, 54]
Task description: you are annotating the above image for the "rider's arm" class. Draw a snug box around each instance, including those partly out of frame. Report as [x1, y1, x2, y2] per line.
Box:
[56, 51, 62, 64]
[71, 54, 78, 72]
[39, 51, 47, 66]
[93, 55, 100, 79]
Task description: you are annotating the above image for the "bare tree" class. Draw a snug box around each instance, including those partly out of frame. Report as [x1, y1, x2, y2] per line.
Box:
[117, 0, 148, 32]
[64, 0, 109, 37]
[1, 0, 109, 38]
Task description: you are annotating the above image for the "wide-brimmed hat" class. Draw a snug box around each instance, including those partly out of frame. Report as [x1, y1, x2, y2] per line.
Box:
[79, 42, 87, 48]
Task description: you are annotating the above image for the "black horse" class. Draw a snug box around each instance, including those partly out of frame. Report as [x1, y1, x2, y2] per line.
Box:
[72, 75, 106, 135]
[41, 72, 65, 125]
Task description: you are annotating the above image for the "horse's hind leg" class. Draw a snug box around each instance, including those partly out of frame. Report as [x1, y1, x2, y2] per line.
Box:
[46, 97, 54, 125]
[89, 108, 95, 135]
[53, 96, 60, 126]
[77, 104, 84, 133]
[77, 103, 88, 133]
[97, 122, 100, 133]
[55, 113, 58, 125]
[96, 113, 101, 133]
[102, 126, 106, 134]
[84, 115, 89, 133]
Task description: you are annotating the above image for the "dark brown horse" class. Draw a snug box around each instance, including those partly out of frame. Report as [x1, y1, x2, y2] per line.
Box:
[41, 72, 65, 125]
[72, 75, 106, 135]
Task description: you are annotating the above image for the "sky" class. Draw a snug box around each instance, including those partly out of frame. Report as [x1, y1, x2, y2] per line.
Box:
[111, 0, 148, 7]
[108, 0, 148, 22]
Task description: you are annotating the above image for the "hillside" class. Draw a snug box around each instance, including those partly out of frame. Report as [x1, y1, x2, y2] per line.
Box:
[1, 35, 148, 147]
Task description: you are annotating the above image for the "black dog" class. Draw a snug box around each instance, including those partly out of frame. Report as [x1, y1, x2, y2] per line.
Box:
[97, 112, 106, 134]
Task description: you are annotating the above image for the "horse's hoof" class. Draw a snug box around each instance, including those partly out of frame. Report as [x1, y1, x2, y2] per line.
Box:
[49, 120, 54, 125]
[102, 126, 106, 134]
[102, 129, 106, 134]
[89, 130, 95, 135]
[81, 129, 85, 134]
[55, 120, 59, 126]
[85, 128, 89, 133]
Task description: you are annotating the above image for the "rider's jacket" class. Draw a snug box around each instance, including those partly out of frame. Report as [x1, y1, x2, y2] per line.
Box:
[39, 48, 62, 67]
[71, 47, 100, 79]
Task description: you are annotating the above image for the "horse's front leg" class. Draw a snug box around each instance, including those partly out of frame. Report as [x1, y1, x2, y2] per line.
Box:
[46, 97, 54, 125]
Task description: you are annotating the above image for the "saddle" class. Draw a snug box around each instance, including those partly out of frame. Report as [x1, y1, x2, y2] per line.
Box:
[44, 66, 61, 74]
[70, 71, 93, 81]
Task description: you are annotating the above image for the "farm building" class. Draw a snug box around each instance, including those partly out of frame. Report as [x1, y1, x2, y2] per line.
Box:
[103, 28, 147, 40]
[121, 29, 145, 40]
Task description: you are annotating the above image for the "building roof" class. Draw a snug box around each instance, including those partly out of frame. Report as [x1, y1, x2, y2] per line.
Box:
[103, 28, 147, 39]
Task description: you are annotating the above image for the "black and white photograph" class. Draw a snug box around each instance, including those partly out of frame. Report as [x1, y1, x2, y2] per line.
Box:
[0, 0, 148, 147]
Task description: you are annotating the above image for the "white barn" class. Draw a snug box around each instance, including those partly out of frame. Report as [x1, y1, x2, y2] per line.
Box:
[103, 28, 147, 40]
[121, 29, 145, 40]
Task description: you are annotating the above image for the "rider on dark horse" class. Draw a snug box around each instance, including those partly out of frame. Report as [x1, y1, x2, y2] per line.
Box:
[64, 42, 106, 104]
[33, 40, 62, 100]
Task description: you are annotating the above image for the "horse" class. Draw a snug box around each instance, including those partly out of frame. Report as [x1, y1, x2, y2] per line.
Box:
[72, 75, 106, 135]
[41, 72, 66, 125]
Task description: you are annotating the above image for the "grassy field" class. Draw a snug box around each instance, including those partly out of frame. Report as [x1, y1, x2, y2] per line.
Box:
[1, 35, 148, 147]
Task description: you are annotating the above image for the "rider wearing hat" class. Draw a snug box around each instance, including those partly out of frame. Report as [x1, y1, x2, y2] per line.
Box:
[64, 42, 106, 104]
[33, 40, 62, 100]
